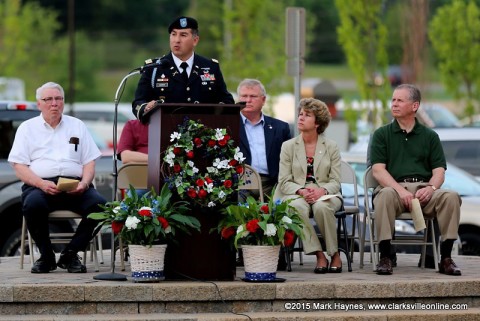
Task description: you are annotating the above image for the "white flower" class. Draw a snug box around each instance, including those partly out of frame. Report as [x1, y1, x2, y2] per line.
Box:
[165, 151, 175, 166]
[234, 147, 246, 162]
[215, 128, 225, 140]
[281, 216, 292, 224]
[165, 226, 172, 234]
[265, 224, 277, 236]
[218, 190, 226, 199]
[113, 206, 121, 214]
[206, 182, 214, 193]
[170, 132, 181, 142]
[237, 225, 249, 238]
[125, 216, 141, 230]
[208, 201, 216, 207]
[213, 158, 229, 169]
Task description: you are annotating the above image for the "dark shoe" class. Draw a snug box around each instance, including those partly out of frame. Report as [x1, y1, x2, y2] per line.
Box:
[438, 257, 461, 276]
[31, 255, 57, 273]
[418, 254, 436, 269]
[376, 257, 393, 275]
[328, 265, 342, 273]
[57, 250, 87, 273]
[314, 259, 329, 274]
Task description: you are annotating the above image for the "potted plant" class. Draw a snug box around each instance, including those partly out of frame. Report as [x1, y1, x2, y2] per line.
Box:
[89, 185, 201, 282]
[215, 190, 304, 282]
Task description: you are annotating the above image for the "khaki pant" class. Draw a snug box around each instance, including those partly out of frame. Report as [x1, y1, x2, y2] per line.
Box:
[373, 183, 461, 242]
[284, 188, 342, 256]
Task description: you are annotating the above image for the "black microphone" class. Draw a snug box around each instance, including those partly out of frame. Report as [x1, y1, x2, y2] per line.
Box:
[139, 58, 170, 72]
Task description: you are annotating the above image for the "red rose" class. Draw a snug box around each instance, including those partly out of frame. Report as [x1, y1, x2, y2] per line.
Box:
[186, 150, 194, 159]
[158, 217, 169, 229]
[196, 178, 204, 187]
[235, 165, 244, 174]
[284, 230, 295, 247]
[173, 147, 182, 155]
[208, 140, 216, 147]
[193, 137, 202, 147]
[138, 207, 152, 217]
[221, 227, 235, 239]
[246, 219, 260, 233]
[229, 159, 238, 166]
[198, 189, 208, 198]
[260, 204, 269, 214]
[205, 177, 213, 184]
[187, 188, 197, 198]
[174, 164, 182, 173]
[223, 180, 232, 188]
[111, 221, 124, 235]
[224, 134, 231, 141]
[218, 138, 227, 146]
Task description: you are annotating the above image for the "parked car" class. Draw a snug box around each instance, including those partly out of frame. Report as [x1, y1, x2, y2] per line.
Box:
[0, 101, 115, 256]
[433, 127, 480, 180]
[417, 103, 462, 128]
[342, 152, 480, 256]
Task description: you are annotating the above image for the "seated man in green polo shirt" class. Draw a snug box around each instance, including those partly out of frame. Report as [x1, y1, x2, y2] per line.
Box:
[369, 83, 462, 276]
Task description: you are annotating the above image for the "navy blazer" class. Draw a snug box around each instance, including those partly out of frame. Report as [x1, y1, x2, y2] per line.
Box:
[132, 52, 234, 123]
[239, 115, 291, 181]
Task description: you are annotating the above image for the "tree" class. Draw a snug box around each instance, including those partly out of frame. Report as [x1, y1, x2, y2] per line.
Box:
[429, 0, 480, 120]
[334, 0, 391, 130]
[0, 0, 62, 98]
[218, 0, 291, 100]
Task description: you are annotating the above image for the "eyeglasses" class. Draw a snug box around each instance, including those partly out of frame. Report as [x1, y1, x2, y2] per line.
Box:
[239, 94, 263, 100]
[40, 96, 64, 104]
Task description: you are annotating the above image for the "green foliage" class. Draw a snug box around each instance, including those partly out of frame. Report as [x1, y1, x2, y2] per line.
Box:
[89, 185, 201, 246]
[216, 189, 304, 249]
[429, 0, 480, 118]
[219, 0, 290, 96]
[334, 0, 391, 129]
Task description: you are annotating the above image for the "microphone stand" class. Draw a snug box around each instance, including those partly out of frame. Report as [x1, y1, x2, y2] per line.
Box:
[93, 69, 140, 281]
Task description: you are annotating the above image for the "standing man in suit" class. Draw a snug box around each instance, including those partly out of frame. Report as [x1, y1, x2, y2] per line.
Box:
[132, 16, 234, 123]
[238, 79, 291, 200]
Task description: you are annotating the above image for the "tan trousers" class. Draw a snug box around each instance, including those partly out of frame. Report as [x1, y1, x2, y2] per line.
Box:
[284, 192, 342, 256]
[373, 183, 461, 242]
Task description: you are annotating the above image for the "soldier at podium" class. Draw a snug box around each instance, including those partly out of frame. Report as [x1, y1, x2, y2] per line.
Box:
[132, 16, 234, 123]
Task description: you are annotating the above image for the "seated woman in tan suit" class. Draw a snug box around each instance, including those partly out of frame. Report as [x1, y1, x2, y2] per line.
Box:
[276, 98, 343, 273]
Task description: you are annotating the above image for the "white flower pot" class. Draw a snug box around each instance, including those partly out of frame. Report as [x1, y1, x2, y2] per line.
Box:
[128, 244, 167, 282]
[242, 245, 280, 281]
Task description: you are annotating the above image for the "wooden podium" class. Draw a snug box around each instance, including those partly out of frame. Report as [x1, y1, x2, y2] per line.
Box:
[147, 103, 241, 280]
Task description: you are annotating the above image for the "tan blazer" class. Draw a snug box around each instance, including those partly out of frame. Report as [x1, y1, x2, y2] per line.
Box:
[275, 134, 342, 200]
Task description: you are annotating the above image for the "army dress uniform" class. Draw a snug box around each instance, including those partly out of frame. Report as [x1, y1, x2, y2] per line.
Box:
[132, 52, 234, 123]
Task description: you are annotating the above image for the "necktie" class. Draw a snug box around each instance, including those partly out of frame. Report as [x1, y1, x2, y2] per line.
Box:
[180, 62, 189, 82]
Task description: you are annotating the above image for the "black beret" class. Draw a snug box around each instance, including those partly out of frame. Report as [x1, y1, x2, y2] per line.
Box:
[168, 16, 198, 33]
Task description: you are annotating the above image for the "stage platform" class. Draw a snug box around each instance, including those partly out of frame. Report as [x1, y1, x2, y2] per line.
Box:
[0, 251, 479, 320]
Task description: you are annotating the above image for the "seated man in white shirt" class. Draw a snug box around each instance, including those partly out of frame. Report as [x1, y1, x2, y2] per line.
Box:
[8, 82, 107, 274]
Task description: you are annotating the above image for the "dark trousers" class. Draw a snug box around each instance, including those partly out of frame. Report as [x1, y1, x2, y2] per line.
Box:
[21, 183, 106, 257]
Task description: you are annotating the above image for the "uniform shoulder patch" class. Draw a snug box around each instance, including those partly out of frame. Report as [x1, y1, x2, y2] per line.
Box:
[211, 58, 219, 63]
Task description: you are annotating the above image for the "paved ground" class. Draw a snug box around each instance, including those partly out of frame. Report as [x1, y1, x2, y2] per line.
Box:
[1, 251, 477, 285]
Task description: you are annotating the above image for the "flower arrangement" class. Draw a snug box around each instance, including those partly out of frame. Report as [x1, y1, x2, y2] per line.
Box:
[215, 189, 304, 248]
[163, 118, 246, 208]
[88, 185, 201, 246]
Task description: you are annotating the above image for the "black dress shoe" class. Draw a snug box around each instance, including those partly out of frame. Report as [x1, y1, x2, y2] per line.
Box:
[314, 259, 329, 274]
[57, 250, 87, 273]
[31, 255, 57, 273]
[376, 257, 393, 275]
[438, 257, 461, 276]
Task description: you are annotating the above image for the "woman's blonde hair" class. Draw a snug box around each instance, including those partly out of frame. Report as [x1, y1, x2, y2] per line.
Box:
[298, 98, 331, 134]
